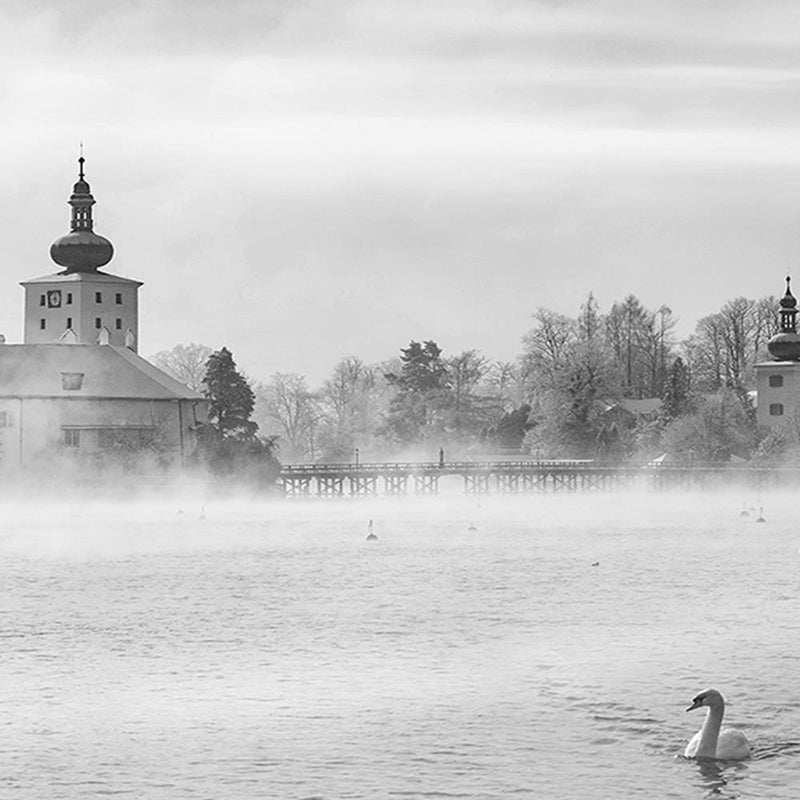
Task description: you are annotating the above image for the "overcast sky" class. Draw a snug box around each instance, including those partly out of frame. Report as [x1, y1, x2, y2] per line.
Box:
[3, 0, 800, 383]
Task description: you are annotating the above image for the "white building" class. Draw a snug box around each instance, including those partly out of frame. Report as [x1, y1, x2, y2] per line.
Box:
[755, 276, 800, 427]
[0, 157, 205, 475]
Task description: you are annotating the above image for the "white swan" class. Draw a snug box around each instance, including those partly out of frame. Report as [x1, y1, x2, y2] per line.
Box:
[684, 689, 751, 760]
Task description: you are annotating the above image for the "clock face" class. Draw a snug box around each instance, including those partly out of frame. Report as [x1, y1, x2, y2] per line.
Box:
[47, 290, 62, 309]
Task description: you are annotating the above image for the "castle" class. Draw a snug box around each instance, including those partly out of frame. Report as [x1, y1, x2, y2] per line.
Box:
[0, 157, 205, 475]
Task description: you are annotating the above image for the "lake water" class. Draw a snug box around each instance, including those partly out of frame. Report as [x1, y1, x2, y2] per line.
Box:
[2, 490, 799, 799]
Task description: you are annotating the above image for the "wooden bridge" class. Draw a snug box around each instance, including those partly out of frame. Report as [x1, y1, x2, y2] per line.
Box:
[278, 460, 791, 498]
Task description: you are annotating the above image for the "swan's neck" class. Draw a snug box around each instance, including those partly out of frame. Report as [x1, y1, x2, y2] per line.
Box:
[695, 703, 724, 757]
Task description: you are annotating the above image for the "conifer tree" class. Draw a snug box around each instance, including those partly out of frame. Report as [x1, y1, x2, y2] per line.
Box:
[197, 347, 279, 483]
[202, 347, 257, 440]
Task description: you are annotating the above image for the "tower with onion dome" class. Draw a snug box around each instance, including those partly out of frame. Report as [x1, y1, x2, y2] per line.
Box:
[20, 155, 142, 351]
[755, 276, 800, 426]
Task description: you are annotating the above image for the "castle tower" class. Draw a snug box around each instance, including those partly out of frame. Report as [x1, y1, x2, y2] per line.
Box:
[755, 276, 800, 426]
[20, 155, 142, 351]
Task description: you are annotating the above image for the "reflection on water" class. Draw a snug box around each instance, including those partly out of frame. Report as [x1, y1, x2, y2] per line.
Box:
[1, 492, 800, 799]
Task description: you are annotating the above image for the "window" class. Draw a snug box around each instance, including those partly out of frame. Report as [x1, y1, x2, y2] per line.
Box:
[95, 317, 102, 329]
[770, 403, 784, 416]
[40, 318, 46, 330]
[64, 429, 80, 448]
[98, 428, 154, 450]
[66, 293, 72, 305]
[115, 293, 122, 304]
[115, 318, 122, 330]
[39, 294, 46, 306]
[95, 291, 102, 303]
[769, 375, 784, 388]
[66, 317, 72, 329]
[61, 372, 84, 390]
[0, 411, 8, 427]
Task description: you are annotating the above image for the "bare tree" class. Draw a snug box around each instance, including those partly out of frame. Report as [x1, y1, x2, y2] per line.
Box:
[150, 342, 214, 391]
[317, 357, 379, 460]
[254, 373, 321, 462]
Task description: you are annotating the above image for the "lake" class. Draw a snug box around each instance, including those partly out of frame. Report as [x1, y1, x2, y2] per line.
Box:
[2, 491, 799, 798]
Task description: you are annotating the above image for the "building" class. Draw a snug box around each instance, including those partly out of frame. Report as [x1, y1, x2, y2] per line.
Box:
[0, 156, 205, 475]
[754, 276, 800, 427]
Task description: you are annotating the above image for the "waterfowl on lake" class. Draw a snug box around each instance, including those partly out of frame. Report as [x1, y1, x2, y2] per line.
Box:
[366, 519, 378, 541]
[685, 689, 751, 761]
[739, 502, 749, 518]
[468, 523, 477, 532]
[756, 507, 766, 523]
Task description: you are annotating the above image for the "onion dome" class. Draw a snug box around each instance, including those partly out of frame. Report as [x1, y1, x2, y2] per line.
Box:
[49, 155, 114, 273]
[768, 275, 800, 360]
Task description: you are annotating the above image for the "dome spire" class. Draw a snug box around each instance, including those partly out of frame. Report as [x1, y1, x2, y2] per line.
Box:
[49, 151, 114, 273]
[767, 274, 800, 360]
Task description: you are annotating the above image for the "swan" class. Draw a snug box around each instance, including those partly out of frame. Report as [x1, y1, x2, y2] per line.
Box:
[366, 519, 378, 541]
[684, 689, 751, 760]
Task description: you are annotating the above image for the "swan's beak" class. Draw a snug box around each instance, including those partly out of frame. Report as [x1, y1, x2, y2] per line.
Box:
[686, 698, 702, 712]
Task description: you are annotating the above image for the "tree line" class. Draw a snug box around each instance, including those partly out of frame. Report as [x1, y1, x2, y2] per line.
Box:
[152, 289, 800, 468]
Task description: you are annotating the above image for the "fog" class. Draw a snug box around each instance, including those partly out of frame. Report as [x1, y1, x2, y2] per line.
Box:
[0, 487, 787, 560]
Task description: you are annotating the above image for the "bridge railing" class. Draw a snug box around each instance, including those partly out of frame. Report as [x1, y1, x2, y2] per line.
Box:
[280, 459, 597, 475]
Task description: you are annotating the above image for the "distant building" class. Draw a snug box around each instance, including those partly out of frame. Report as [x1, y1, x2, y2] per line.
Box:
[0, 156, 205, 475]
[755, 276, 800, 428]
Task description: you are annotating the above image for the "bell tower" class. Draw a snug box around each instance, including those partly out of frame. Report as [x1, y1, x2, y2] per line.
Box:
[20, 154, 142, 351]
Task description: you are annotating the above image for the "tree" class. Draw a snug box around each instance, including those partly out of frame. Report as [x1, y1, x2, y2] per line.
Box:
[196, 347, 279, 483]
[519, 308, 576, 393]
[202, 347, 257, 439]
[685, 296, 776, 393]
[661, 389, 755, 463]
[660, 357, 693, 423]
[483, 403, 533, 451]
[255, 373, 321, 462]
[150, 342, 213, 391]
[442, 350, 500, 440]
[316, 357, 379, 461]
[383, 340, 450, 444]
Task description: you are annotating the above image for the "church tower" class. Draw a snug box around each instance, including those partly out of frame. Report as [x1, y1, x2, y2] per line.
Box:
[20, 155, 142, 351]
[755, 276, 800, 426]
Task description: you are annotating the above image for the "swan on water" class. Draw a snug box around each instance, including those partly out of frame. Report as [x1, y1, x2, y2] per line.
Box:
[366, 519, 378, 541]
[684, 689, 751, 760]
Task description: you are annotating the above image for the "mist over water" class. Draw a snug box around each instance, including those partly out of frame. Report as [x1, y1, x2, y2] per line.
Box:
[3, 491, 800, 798]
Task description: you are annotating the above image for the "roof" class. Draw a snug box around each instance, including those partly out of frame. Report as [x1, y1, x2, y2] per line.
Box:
[0, 344, 203, 400]
[20, 270, 143, 287]
[620, 397, 663, 415]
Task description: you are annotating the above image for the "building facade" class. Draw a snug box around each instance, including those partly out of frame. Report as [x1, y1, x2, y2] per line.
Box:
[0, 157, 205, 475]
[755, 276, 800, 427]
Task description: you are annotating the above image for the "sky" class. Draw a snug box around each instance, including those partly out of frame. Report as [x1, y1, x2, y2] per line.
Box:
[3, 0, 800, 384]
